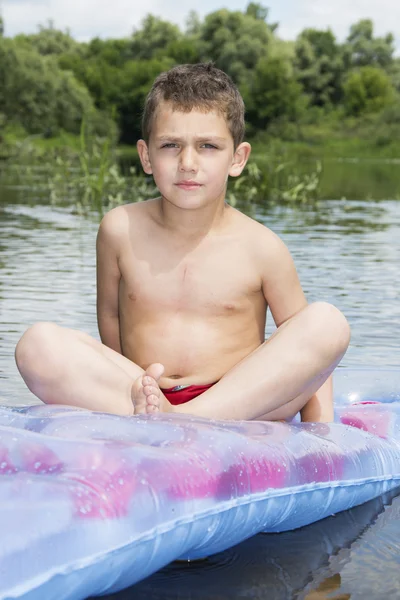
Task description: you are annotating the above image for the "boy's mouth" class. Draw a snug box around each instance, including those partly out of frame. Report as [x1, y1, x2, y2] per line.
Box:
[175, 181, 202, 190]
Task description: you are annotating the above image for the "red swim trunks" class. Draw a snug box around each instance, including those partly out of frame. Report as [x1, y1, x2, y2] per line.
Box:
[161, 383, 216, 406]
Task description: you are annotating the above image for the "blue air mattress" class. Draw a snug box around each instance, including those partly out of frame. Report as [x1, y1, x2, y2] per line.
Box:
[0, 368, 399, 600]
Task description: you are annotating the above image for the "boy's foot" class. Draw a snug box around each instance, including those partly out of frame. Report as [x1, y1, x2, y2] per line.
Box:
[132, 363, 173, 415]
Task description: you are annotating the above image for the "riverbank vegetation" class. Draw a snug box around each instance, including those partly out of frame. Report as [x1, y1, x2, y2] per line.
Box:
[1, 5, 399, 209]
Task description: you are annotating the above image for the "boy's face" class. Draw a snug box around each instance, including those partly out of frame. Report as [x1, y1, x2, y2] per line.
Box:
[137, 102, 251, 210]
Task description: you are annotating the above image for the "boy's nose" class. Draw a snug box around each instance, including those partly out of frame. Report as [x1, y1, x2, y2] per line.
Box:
[178, 147, 197, 172]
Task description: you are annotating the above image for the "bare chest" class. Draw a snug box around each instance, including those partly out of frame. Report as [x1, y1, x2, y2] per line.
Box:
[119, 243, 262, 315]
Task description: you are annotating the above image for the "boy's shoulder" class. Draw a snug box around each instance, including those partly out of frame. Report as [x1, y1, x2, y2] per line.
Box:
[98, 199, 156, 234]
[229, 206, 284, 249]
[229, 207, 293, 274]
[96, 201, 158, 257]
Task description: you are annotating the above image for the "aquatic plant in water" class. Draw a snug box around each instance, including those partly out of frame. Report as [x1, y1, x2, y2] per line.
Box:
[47, 122, 157, 215]
[227, 160, 322, 209]
[2, 123, 322, 215]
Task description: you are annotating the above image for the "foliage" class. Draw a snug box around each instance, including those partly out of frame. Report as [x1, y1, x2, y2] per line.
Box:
[245, 2, 278, 31]
[164, 38, 200, 64]
[0, 36, 102, 136]
[117, 57, 175, 143]
[130, 15, 182, 60]
[14, 21, 79, 56]
[345, 19, 395, 68]
[343, 66, 395, 116]
[196, 8, 273, 83]
[227, 159, 322, 208]
[58, 46, 173, 143]
[388, 58, 400, 92]
[242, 55, 306, 132]
[7, 124, 156, 215]
[294, 29, 345, 106]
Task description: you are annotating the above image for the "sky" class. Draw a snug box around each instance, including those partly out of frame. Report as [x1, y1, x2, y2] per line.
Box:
[2, 0, 400, 53]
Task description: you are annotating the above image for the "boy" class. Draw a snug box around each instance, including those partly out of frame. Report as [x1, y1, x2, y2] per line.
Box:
[15, 63, 350, 422]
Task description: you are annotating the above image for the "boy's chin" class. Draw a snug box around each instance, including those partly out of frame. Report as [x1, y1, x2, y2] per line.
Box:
[162, 196, 209, 210]
[161, 193, 226, 211]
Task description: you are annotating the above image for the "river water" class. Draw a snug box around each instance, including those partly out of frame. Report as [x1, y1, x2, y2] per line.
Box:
[0, 185, 400, 598]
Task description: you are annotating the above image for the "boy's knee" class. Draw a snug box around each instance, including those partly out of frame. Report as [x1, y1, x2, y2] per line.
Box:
[306, 302, 350, 354]
[15, 322, 62, 378]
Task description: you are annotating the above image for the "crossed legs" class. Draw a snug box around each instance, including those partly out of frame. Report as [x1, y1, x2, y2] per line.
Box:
[15, 302, 350, 422]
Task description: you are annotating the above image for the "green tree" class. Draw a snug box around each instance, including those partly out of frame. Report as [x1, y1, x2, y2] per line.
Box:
[294, 28, 345, 106]
[345, 20, 394, 68]
[130, 15, 181, 60]
[343, 66, 395, 115]
[59, 50, 122, 112]
[245, 2, 278, 31]
[117, 57, 174, 143]
[86, 37, 132, 67]
[59, 46, 173, 143]
[0, 37, 95, 135]
[243, 55, 305, 131]
[197, 7, 273, 82]
[388, 58, 400, 92]
[185, 11, 202, 36]
[165, 38, 200, 64]
[14, 21, 78, 56]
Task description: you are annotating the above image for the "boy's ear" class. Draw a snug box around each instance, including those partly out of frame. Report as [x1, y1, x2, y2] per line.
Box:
[229, 142, 252, 178]
[137, 139, 153, 174]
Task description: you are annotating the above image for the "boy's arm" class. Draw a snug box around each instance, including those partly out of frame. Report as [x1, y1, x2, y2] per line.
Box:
[96, 210, 123, 354]
[260, 230, 334, 422]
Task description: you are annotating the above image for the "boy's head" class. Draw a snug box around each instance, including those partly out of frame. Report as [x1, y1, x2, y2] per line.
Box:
[142, 63, 245, 149]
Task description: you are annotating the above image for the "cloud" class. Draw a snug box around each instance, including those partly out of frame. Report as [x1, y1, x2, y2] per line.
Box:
[2, 0, 399, 54]
[278, 0, 400, 51]
[2, 0, 228, 39]
[3, 0, 165, 39]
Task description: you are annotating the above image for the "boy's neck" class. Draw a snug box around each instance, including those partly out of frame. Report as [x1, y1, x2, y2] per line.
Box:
[156, 196, 230, 239]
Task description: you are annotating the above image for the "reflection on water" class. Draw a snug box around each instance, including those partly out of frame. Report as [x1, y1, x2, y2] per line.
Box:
[319, 159, 400, 202]
[1, 185, 400, 599]
[98, 491, 400, 600]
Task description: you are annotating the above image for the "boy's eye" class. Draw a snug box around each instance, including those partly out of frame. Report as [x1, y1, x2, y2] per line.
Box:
[160, 143, 218, 150]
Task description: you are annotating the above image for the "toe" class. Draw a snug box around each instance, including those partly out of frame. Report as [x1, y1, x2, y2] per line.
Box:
[143, 377, 157, 388]
[143, 385, 159, 398]
[147, 393, 161, 415]
[147, 394, 160, 405]
[145, 363, 164, 381]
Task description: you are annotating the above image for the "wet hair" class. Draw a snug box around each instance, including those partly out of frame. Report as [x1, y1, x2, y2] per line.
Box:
[142, 63, 245, 148]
